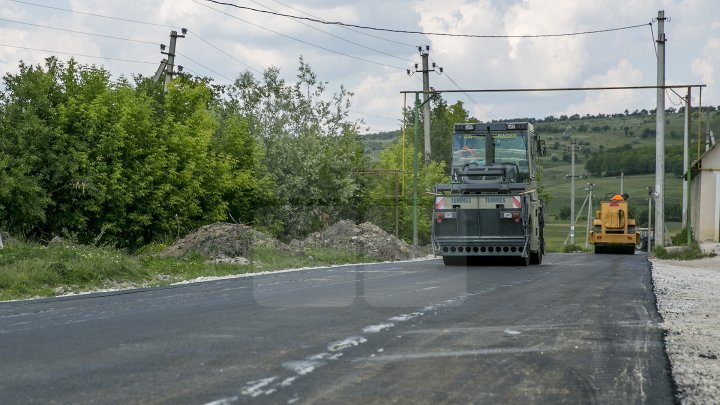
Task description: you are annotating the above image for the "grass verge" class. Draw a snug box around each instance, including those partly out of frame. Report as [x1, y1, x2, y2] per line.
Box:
[653, 242, 716, 260]
[0, 241, 381, 302]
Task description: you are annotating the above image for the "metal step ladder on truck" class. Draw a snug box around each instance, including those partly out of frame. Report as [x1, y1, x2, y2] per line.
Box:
[589, 193, 640, 254]
[432, 122, 546, 266]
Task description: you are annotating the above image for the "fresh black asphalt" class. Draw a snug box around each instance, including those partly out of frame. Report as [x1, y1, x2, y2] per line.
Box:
[0, 253, 675, 404]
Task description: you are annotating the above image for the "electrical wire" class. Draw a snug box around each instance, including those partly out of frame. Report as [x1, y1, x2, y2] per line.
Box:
[9, 0, 265, 77]
[649, 22, 658, 57]
[647, 21, 680, 108]
[443, 72, 498, 121]
[175, 50, 234, 81]
[0, 42, 157, 64]
[9, 0, 179, 29]
[244, 0, 415, 64]
[266, 0, 416, 48]
[0, 17, 159, 45]
[203, 0, 651, 39]
[194, 0, 408, 71]
[185, 30, 262, 74]
[350, 109, 399, 121]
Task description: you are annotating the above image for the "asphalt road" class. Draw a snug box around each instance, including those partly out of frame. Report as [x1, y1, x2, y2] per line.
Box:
[0, 253, 674, 404]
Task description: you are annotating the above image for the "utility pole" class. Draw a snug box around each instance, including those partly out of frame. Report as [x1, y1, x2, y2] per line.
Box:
[571, 139, 575, 245]
[585, 182, 595, 249]
[161, 29, 186, 92]
[411, 46, 442, 163]
[620, 171, 624, 195]
[648, 186, 654, 251]
[654, 10, 667, 246]
[682, 87, 690, 228]
[412, 93, 421, 247]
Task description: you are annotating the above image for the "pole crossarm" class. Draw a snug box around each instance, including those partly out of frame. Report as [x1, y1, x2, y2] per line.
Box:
[400, 84, 706, 94]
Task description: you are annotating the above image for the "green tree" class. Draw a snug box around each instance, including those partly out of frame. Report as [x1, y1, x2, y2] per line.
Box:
[366, 134, 447, 244]
[0, 58, 238, 247]
[225, 59, 367, 239]
[428, 97, 475, 166]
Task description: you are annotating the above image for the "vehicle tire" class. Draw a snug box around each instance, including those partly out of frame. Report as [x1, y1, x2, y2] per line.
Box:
[442, 256, 467, 266]
[628, 246, 635, 255]
[529, 249, 542, 265]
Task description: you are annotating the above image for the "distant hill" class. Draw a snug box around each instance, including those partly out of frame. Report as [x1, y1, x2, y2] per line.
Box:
[361, 108, 719, 164]
[359, 108, 720, 228]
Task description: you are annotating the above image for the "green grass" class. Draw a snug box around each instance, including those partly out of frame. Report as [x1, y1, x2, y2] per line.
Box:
[653, 242, 716, 260]
[543, 217, 682, 253]
[0, 242, 382, 301]
[542, 171, 684, 219]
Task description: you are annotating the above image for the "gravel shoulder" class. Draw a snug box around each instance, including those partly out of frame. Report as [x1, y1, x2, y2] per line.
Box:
[651, 243, 720, 404]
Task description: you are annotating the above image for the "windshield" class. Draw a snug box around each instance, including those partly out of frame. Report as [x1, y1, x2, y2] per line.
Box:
[452, 131, 529, 175]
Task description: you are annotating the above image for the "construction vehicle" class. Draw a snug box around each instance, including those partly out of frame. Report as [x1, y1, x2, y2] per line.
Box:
[432, 122, 546, 266]
[589, 193, 640, 254]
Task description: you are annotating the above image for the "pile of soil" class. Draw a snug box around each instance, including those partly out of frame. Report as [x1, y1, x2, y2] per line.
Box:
[161, 222, 297, 262]
[300, 220, 416, 261]
[161, 220, 418, 264]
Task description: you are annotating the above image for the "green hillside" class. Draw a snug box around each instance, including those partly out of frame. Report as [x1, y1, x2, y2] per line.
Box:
[361, 108, 719, 250]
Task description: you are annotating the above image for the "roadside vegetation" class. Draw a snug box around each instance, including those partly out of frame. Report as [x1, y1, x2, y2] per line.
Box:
[2, 57, 719, 301]
[653, 243, 716, 260]
[0, 240, 380, 301]
[651, 227, 716, 260]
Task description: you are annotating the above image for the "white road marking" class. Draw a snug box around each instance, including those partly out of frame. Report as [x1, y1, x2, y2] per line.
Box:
[283, 360, 323, 376]
[328, 336, 368, 352]
[240, 377, 277, 398]
[361, 347, 554, 362]
[362, 323, 394, 333]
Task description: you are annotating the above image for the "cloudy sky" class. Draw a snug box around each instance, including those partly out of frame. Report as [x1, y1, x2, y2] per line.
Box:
[0, 0, 717, 133]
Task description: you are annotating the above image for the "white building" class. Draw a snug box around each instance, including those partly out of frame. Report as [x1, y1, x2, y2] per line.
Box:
[690, 141, 720, 242]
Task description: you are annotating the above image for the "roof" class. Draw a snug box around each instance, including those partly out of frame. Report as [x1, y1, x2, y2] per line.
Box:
[689, 140, 720, 176]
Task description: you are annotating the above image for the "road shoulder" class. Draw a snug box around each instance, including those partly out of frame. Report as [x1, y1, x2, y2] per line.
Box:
[651, 245, 720, 404]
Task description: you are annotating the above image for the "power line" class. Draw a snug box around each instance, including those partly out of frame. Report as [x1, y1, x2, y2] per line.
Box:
[350, 110, 399, 121]
[9, 0, 179, 29]
[442, 72, 499, 121]
[193, 0, 408, 71]
[185, 30, 262, 75]
[203, 0, 651, 39]
[0, 17, 159, 45]
[0, 42, 157, 64]
[266, 0, 416, 48]
[400, 84, 707, 94]
[8, 0, 271, 78]
[175, 50, 234, 81]
[245, 0, 415, 64]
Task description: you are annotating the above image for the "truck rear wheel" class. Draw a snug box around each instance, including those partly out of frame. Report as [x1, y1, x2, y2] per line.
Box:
[529, 250, 542, 265]
[442, 256, 467, 266]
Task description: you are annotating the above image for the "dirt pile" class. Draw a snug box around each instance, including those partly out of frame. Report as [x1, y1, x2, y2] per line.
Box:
[300, 220, 416, 261]
[161, 222, 297, 262]
[162, 220, 418, 264]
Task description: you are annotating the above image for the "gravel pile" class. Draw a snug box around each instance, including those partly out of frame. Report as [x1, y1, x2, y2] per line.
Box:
[161, 222, 298, 262]
[651, 243, 720, 404]
[299, 220, 417, 261]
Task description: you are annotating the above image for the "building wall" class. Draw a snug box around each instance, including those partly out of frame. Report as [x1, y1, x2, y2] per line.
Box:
[691, 145, 720, 242]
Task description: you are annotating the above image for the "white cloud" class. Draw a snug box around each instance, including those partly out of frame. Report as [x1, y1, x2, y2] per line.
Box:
[565, 60, 646, 115]
[351, 70, 410, 132]
[0, 0, 717, 131]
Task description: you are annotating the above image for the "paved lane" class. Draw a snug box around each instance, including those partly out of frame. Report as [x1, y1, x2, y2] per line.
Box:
[0, 253, 674, 404]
